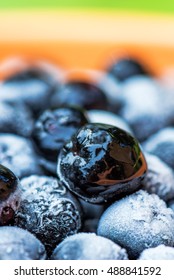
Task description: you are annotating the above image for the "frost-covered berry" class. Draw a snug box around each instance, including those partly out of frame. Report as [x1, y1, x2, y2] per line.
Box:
[97, 190, 174, 259]
[51, 233, 128, 260]
[119, 77, 174, 142]
[138, 245, 174, 260]
[87, 109, 133, 134]
[0, 226, 46, 260]
[0, 164, 21, 225]
[14, 175, 82, 254]
[143, 127, 174, 170]
[142, 153, 174, 201]
[0, 101, 34, 137]
[0, 134, 43, 178]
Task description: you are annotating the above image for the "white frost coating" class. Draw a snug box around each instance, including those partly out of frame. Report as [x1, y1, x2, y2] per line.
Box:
[121, 76, 166, 118]
[87, 110, 133, 134]
[142, 153, 174, 201]
[15, 175, 81, 254]
[0, 134, 43, 178]
[0, 102, 33, 136]
[97, 190, 174, 259]
[138, 245, 174, 260]
[143, 127, 174, 151]
[52, 233, 128, 260]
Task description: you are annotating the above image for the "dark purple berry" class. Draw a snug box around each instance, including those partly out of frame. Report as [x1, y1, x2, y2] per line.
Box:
[51, 81, 108, 110]
[107, 57, 148, 82]
[14, 175, 82, 255]
[57, 123, 147, 203]
[33, 107, 89, 161]
[0, 164, 21, 225]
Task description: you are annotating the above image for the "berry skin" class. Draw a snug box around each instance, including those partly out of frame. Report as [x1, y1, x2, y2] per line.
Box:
[138, 245, 174, 260]
[14, 175, 82, 255]
[0, 164, 21, 225]
[142, 153, 174, 201]
[107, 57, 148, 82]
[51, 81, 108, 110]
[143, 127, 174, 170]
[0, 66, 58, 115]
[0, 134, 43, 179]
[33, 106, 89, 162]
[51, 233, 128, 260]
[0, 226, 46, 260]
[57, 123, 147, 203]
[97, 190, 174, 259]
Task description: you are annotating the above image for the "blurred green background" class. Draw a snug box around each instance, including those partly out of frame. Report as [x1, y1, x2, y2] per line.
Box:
[0, 0, 174, 13]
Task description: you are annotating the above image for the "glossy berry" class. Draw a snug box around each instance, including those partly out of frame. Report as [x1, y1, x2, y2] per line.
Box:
[51, 81, 108, 110]
[57, 123, 147, 203]
[97, 190, 174, 259]
[33, 107, 89, 161]
[0, 164, 21, 225]
[51, 233, 128, 260]
[14, 175, 82, 255]
[0, 226, 46, 260]
[107, 57, 148, 82]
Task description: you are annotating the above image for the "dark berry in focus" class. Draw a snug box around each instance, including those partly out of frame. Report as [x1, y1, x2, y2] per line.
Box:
[57, 123, 147, 203]
[0, 164, 21, 225]
[51, 233, 128, 260]
[50, 81, 108, 110]
[33, 107, 89, 161]
[107, 57, 148, 82]
[0, 226, 46, 260]
[14, 175, 82, 255]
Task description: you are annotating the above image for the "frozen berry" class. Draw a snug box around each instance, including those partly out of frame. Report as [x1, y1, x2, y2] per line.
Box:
[119, 76, 173, 142]
[107, 57, 148, 82]
[142, 153, 174, 201]
[97, 190, 174, 259]
[0, 164, 21, 225]
[0, 134, 43, 178]
[0, 101, 33, 137]
[51, 233, 128, 260]
[14, 175, 82, 254]
[57, 123, 147, 203]
[51, 81, 108, 110]
[0, 66, 58, 115]
[33, 107, 89, 161]
[87, 109, 133, 134]
[0, 226, 46, 260]
[138, 245, 174, 260]
[143, 127, 174, 170]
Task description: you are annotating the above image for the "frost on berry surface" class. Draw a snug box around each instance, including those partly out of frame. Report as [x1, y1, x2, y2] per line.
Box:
[142, 127, 174, 170]
[51, 232, 128, 260]
[0, 102, 34, 137]
[87, 109, 133, 135]
[0, 226, 46, 260]
[97, 190, 174, 259]
[138, 245, 174, 260]
[14, 175, 82, 254]
[0, 134, 43, 178]
[142, 153, 174, 201]
[119, 77, 174, 142]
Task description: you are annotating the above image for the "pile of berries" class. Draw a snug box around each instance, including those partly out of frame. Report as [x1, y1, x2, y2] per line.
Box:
[1, 56, 174, 260]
